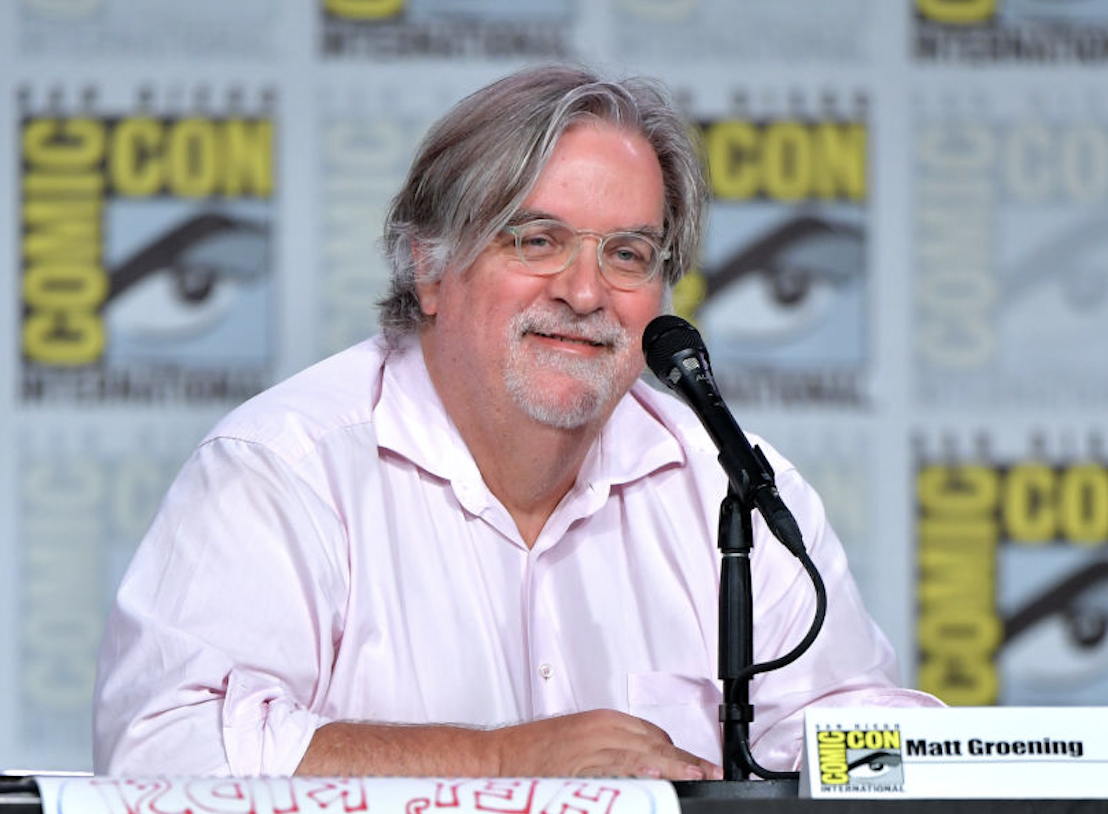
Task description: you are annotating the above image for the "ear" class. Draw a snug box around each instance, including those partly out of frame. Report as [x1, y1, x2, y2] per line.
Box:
[411, 241, 441, 317]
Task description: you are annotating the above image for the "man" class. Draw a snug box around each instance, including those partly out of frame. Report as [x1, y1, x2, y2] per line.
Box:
[94, 64, 939, 780]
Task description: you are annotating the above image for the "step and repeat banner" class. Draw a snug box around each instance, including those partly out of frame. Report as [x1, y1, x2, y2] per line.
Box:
[2, 0, 1106, 771]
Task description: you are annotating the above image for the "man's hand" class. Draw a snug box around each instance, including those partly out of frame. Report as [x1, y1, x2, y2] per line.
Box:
[490, 710, 723, 780]
[298, 710, 723, 780]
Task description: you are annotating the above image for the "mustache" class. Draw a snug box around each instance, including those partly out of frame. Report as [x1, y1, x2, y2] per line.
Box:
[512, 307, 629, 349]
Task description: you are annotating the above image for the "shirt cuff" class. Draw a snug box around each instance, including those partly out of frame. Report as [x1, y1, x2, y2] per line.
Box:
[222, 668, 331, 776]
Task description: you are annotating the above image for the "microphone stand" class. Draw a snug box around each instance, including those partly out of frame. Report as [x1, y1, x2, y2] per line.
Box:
[715, 451, 829, 786]
[677, 468, 826, 799]
[717, 484, 757, 780]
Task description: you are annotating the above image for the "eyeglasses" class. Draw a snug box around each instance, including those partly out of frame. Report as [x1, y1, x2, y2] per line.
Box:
[502, 218, 670, 291]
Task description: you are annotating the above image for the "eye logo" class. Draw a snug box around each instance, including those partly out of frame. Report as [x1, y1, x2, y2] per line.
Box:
[696, 213, 864, 345]
[817, 728, 904, 791]
[105, 211, 270, 343]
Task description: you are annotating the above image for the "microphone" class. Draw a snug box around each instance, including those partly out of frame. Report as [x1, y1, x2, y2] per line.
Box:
[642, 314, 805, 557]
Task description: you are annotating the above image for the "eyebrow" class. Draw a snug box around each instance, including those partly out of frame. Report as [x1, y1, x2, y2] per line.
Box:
[507, 209, 666, 242]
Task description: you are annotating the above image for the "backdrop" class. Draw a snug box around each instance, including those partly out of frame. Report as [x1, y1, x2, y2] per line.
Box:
[3, 0, 1107, 772]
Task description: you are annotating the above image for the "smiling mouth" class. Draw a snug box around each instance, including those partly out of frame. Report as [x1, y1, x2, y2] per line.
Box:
[530, 330, 608, 348]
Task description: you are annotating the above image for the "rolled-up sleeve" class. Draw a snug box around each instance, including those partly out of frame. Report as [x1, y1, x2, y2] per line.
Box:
[93, 438, 348, 776]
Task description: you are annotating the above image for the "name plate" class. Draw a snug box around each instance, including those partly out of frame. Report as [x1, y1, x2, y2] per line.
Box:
[800, 706, 1108, 798]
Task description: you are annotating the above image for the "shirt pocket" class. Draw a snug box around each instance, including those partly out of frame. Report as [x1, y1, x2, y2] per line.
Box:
[627, 671, 723, 764]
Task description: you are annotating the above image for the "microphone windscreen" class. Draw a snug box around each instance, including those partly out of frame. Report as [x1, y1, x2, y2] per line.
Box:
[642, 315, 705, 379]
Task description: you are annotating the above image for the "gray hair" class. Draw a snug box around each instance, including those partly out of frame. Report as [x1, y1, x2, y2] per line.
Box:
[377, 63, 708, 345]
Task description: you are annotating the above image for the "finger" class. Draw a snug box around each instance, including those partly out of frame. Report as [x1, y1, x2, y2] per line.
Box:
[582, 713, 719, 779]
[632, 739, 724, 781]
[638, 755, 723, 781]
[576, 744, 722, 782]
[671, 746, 724, 780]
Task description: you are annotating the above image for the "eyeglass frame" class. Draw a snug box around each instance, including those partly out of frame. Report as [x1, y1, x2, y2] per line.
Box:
[500, 217, 672, 290]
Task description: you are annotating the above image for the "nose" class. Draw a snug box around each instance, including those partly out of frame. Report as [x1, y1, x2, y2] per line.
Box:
[547, 234, 607, 314]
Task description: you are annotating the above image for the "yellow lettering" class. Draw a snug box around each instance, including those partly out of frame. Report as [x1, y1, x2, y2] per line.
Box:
[918, 465, 998, 514]
[846, 730, 899, 750]
[917, 462, 1000, 705]
[21, 117, 106, 366]
[813, 122, 867, 200]
[673, 269, 706, 322]
[23, 171, 104, 197]
[324, 0, 404, 18]
[818, 732, 849, 785]
[1059, 464, 1108, 544]
[918, 608, 1002, 654]
[110, 117, 274, 197]
[22, 312, 105, 364]
[918, 656, 998, 705]
[704, 120, 865, 202]
[1003, 463, 1056, 543]
[915, 0, 996, 24]
[705, 121, 759, 199]
[167, 118, 219, 197]
[223, 119, 274, 196]
[23, 262, 108, 310]
[110, 117, 163, 196]
[761, 121, 812, 201]
[22, 118, 105, 170]
[22, 201, 101, 262]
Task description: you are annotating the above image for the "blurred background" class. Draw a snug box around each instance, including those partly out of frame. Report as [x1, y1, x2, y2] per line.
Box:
[2, 0, 1107, 772]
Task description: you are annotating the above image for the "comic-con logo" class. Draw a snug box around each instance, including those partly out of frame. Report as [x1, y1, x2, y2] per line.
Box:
[20, 90, 275, 403]
[916, 443, 1108, 706]
[687, 116, 867, 335]
[678, 111, 868, 406]
[817, 728, 904, 791]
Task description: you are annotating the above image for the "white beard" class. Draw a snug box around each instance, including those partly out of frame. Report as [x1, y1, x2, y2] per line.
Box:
[503, 305, 638, 430]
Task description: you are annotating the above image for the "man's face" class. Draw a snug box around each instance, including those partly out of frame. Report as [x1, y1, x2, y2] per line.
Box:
[417, 121, 667, 431]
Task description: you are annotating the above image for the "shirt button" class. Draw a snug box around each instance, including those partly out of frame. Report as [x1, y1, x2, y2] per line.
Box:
[538, 663, 553, 680]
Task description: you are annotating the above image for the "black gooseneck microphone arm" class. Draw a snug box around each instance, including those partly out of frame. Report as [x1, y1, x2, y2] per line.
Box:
[642, 314, 828, 781]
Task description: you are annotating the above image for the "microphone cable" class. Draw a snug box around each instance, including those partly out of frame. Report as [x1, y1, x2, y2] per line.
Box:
[730, 543, 827, 780]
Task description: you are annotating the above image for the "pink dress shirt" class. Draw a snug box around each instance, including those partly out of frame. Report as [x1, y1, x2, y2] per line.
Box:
[93, 335, 940, 777]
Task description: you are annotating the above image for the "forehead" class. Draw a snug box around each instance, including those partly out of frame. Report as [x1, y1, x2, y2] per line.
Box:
[522, 122, 666, 231]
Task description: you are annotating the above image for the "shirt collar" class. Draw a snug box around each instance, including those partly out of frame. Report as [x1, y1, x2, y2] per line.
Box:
[583, 381, 689, 493]
[373, 335, 687, 498]
[373, 335, 483, 488]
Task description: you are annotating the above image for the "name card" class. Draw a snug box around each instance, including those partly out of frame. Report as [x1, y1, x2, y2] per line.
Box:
[34, 776, 680, 814]
[801, 706, 1108, 798]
